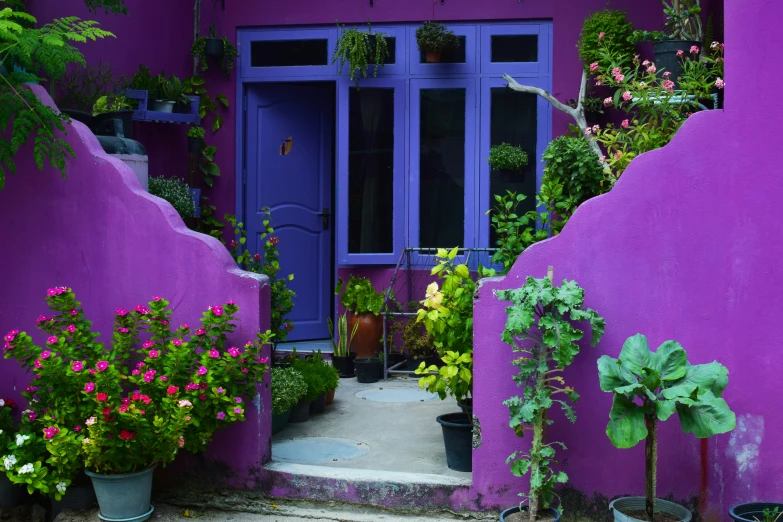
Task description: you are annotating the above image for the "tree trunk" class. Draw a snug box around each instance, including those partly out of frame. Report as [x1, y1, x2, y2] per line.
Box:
[645, 414, 658, 521]
[528, 353, 549, 522]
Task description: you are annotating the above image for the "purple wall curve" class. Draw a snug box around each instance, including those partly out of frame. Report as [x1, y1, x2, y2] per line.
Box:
[472, 0, 780, 518]
[0, 86, 272, 481]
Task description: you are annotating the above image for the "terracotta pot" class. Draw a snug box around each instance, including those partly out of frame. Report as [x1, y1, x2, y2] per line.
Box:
[424, 49, 442, 63]
[326, 389, 335, 405]
[347, 312, 383, 359]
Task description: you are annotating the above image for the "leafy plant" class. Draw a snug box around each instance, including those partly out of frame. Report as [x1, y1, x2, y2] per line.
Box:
[187, 125, 205, 140]
[0, 8, 113, 189]
[756, 508, 782, 522]
[290, 358, 326, 401]
[183, 75, 228, 134]
[91, 94, 131, 116]
[271, 367, 307, 415]
[335, 275, 384, 316]
[191, 25, 239, 77]
[225, 211, 296, 343]
[487, 191, 542, 274]
[577, 9, 635, 71]
[328, 312, 358, 358]
[158, 75, 189, 104]
[308, 351, 339, 392]
[415, 22, 460, 52]
[148, 176, 196, 220]
[332, 21, 389, 85]
[497, 276, 605, 521]
[488, 143, 529, 172]
[632, 0, 703, 43]
[55, 61, 129, 113]
[388, 314, 434, 360]
[598, 334, 736, 521]
[415, 350, 472, 403]
[129, 64, 157, 97]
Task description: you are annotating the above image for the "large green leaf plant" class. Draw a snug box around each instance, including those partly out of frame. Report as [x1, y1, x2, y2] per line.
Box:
[598, 334, 736, 521]
[497, 276, 605, 521]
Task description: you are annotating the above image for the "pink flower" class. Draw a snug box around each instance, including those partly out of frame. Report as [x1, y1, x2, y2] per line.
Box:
[595, 80, 602, 86]
[65, 324, 76, 333]
[614, 74, 625, 82]
[47, 287, 68, 297]
[152, 296, 162, 301]
[178, 400, 193, 408]
[642, 60, 650, 66]
[690, 45, 699, 54]
[257, 357, 269, 365]
[43, 427, 59, 439]
[47, 336, 58, 345]
[622, 91, 633, 101]
[118, 404, 128, 413]
[234, 408, 242, 414]
[715, 77, 725, 89]
[140, 395, 151, 405]
[40, 351, 51, 359]
[228, 347, 240, 357]
[167, 385, 179, 395]
[96, 361, 109, 372]
[89, 369, 96, 375]
[611, 67, 620, 76]
[216, 388, 225, 394]
[646, 65, 656, 73]
[196, 328, 206, 336]
[161, 320, 169, 326]
[209, 306, 223, 317]
[84, 382, 95, 393]
[603, 97, 612, 107]
[132, 369, 141, 375]
[583, 127, 592, 136]
[70, 309, 78, 316]
[134, 305, 149, 315]
[25, 385, 37, 393]
[143, 370, 157, 383]
[241, 368, 249, 373]
[598, 32, 605, 39]
[227, 300, 235, 306]
[662, 79, 675, 92]
[181, 324, 190, 330]
[614, 151, 623, 160]
[35, 315, 48, 325]
[159, 376, 168, 382]
[676, 50, 684, 57]
[70, 361, 84, 373]
[27, 411, 38, 422]
[269, 236, 279, 245]
[208, 349, 219, 358]
[136, 362, 145, 369]
[172, 340, 183, 347]
[149, 350, 159, 358]
[589, 62, 599, 72]
[119, 327, 129, 334]
[143, 341, 154, 349]
[197, 366, 208, 375]
[663, 71, 671, 78]
[34, 359, 42, 369]
[234, 397, 242, 404]
[199, 394, 207, 401]
[217, 412, 226, 420]
[96, 392, 108, 402]
[115, 309, 128, 317]
[621, 119, 629, 129]
[73, 425, 81, 432]
[178, 435, 185, 447]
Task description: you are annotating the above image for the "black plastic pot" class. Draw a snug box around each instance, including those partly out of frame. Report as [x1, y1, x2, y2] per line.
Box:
[652, 40, 700, 90]
[188, 137, 204, 154]
[310, 394, 326, 414]
[271, 408, 291, 435]
[60, 109, 93, 128]
[436, 412, 472, 472]
[729, 503, 783, 522]
[499, 506, 561, 522]
[288, 398, 311, 423]
[333, 352, 357, 378]
[406, 355, 438, 372]
[205, 38, 224, 59]
[92, 110, 134, 140]
[354, 358, 381, 384]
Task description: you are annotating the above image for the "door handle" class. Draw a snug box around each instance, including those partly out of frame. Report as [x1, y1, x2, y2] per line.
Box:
[317, 208, 330, 230]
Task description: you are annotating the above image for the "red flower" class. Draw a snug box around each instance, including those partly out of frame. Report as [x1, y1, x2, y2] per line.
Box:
[4, 398, 16, 410]
[119, 430, 135, 441]
[96, 393, 108, 402]
[253, 253, 261, 261]
[167, 386, 178, 395]
[269, 236, 279, 245]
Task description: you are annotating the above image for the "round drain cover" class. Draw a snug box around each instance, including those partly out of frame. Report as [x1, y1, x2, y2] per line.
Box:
[355, 387, 439, 403]
[272, 437, 370, 463]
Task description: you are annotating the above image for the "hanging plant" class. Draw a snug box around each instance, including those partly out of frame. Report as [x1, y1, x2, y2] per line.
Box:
[488, 143, 529, 172]
[415, 22, 460, 63]
[191, 25, 239, 76]
[331, 21, 389, 85]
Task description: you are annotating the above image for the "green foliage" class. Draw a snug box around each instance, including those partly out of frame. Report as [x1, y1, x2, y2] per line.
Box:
[191, 25, 239, 76]
[388, 312, 434, 359]
[335, 275, 384, 316]
[497, 276, 605, 520]
[332, 21, 389, 85]
[129, 64, 157, 95]
[148, 176, 195, 220]
[577, 9, 635, 70]
[758, 508, 782, 522]
[630, 1, 703, 43]
[487, 191, 542, 274]
[328, 312, 358, 357]
[158, 75, 189, 104]
[415, 22, 460, 52]
[415, 350, 472, 403]
[271, 367, 307, 415]
[488, 143, 529, 172]
[83, 0, 128, 15]
[0, 8, 113, 189]
[187, 125, 205, 140]
[183, 75, 229, 134]
[55, 61, 129, 113]
[91, 94, 130, 115]
[225, 210, 296, 343]
[290, 357, 327, 401]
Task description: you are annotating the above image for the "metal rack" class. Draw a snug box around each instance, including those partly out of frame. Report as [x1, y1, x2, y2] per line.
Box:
[380, 248, 497, 380]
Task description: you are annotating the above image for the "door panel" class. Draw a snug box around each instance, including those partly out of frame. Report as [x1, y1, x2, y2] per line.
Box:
[246, 84, 333, 341]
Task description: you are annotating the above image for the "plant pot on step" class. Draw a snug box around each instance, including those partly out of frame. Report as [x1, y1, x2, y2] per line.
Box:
[406, 354, 439, 372]
[436, 412, 472, 472]
[729, 502, 783, 522]
[205, 38, 224, 59]
[609, 497, 692, 522]
[347, 313, 384, 359]
[271, 408, 291, 435]
[188, 137, 204, 154]
[354, 358, 381, 384]
[499, 506, 562, 522]
[651, 40, 700, 91]
[151, 100, 175, 113]
[310, 393, 326, 414]
[85, 465, 156, 522]
[325, 389, 335, 406]
[424, 49, 442, 63]
[333, 352, 357, 378]
[288, 398, 311, 423]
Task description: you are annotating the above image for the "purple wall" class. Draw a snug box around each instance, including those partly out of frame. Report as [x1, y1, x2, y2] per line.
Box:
[0, 86, 272, 482]
[472, 0, 779, 518]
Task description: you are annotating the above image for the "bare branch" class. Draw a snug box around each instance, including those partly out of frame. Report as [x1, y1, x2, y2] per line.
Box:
[504, 74, 578, 118]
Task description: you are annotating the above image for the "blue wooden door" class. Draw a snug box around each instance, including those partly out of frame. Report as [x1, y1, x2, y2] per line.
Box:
[246, 84, 333, 341]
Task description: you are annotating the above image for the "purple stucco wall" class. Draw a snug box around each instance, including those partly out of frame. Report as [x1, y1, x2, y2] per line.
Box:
[0, 86, 272, 482]
[472, 0, 780, 518]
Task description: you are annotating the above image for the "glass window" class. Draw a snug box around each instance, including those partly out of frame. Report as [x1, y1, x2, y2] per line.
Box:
[490, 35, 538, 63]
[489, 87, 537, 246]
[348, 88, 395, 254]
[419, 36, 467, 64]
[250, 39, 329, 67]
[419, 89, 465, 248]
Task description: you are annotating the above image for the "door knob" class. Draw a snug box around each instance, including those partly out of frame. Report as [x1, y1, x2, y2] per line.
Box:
[317, 208, 331, 230]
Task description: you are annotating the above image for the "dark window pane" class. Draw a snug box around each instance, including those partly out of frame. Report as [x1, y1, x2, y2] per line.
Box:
[250, 40, 328, 67]
[491, 35, 538, 63]
[370, 36, 396, 65]
[489, 87, 537, 246]
[420, 36, 466, 64]
[348, 88, 395, 254]
[419, 89, 465, 248]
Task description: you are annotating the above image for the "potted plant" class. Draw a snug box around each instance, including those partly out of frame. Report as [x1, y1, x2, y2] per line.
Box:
[496, 275, 605, 521]
[2, 288, 273, 521]
[577, 9, 636, 73]
[308, 352, 339, 407]
[415, 22, 460, 63]
[598, 333, 736, 522]
[148, 176, 197, 220]
[488, 143, 529, 173]
[329, 312, 358, 378]
[91, 94, 134, 139]
[730, 505, 783, 522]
[271, 367, 307, 435]
[335, 275, 384, 359]
[289, 356, 325, 422]
[154, 75, 188, 113]
[332, 21, 389, 85]
[388, 314, 437, 371]
[192, 24, 240, 76]
[186, 125, 205, 154]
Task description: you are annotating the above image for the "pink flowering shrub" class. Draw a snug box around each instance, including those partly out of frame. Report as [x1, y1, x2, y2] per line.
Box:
[2, 288, 272, 488]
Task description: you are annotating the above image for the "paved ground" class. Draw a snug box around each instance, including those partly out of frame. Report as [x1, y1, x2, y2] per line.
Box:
[271, 376, 469, 478]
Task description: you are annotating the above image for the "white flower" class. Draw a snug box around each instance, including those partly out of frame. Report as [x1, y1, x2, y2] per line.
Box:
[15, 434, 30, 447]
[56, 482, 67, 494]
[3, 455, 17, 469]
[18, 463, 34, 474]
[178, 400, 193, 408]
[82, 438, 91, 445]
[85, 416, 96, 426]
[0, 399, 5, 407]
[21, 409, 32, 415]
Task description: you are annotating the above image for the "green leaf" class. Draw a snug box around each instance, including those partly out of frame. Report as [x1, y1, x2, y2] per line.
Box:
[606, 392, 647, 448]
[454, 264, 470, 279]
[672, 362, 729, 398]
[676, 394, 736, 438]
[510, 457, 531, 477]
[652, 340, 688, 381]
[597, 355, 634, 392]
[619, 334, 653, 377]
[656, 399, 677, 421]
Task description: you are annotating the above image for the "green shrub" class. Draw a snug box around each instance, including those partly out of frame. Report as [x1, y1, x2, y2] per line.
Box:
[148, 176, 195, 220]
[415, 22, 460, 52]
[291, 358, 327, 401]
[577, 9, 635, 70]
[487, 143, 529, 172]
[271, 367, 307, 415]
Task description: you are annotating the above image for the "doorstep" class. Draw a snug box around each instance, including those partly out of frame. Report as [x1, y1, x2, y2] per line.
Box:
[275, 340, 333, 355]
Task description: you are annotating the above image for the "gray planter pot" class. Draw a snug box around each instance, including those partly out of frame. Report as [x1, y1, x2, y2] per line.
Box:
[500, 506, 561, 521]
[151, 100, 175, 113]
[85, 465, 156, 522]
[609, 497, 691, 522]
